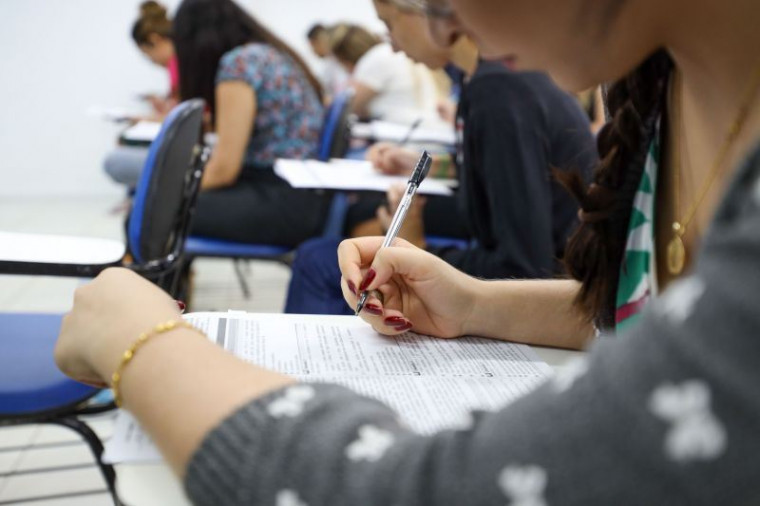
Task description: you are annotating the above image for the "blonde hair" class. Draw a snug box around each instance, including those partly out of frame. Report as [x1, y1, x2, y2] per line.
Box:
[329, 24, 382, 66]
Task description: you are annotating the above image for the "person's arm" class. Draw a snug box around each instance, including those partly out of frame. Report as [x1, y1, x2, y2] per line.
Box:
[201, 81, 256, 190]
[350, 81, 379, 119]
[367, 143, 456, 178]
[185, 160, 760, 505]
[430, 76, 558, 279]
[56, 153, 760, 504]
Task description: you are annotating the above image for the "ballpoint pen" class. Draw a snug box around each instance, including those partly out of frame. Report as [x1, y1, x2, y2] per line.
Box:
[355, 150, 433, 315]
[399, 118, 423, 146]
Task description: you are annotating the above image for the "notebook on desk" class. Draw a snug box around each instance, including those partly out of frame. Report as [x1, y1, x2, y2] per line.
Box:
[274, 158, 458, 196]
[352, 120, 457, 146]
[104, 312, 553, 464]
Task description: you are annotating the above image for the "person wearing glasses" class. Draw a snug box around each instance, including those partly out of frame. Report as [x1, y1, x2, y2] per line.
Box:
[56, 0, 760, 504]
[283, 0, 597, 316]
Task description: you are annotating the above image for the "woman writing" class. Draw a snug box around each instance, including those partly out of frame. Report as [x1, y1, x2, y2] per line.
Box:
[104, 1, 179, 188]
[177, 0, 329, 247]
[57, 0, 760, 503]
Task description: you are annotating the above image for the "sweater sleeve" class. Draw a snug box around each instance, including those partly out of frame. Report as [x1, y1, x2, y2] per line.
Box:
[186, 149, 760, 506]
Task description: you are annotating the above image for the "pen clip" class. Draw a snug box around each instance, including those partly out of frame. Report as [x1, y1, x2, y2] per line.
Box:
[408, 150, 432, 187]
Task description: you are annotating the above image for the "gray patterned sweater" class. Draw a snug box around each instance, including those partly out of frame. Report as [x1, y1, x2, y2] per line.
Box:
[185, 143, 760, 505]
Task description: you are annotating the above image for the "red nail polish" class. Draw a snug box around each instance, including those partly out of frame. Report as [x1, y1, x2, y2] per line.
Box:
[384, 316, 407, 326]
[176, 300, 186, 313]
[359, 269, 377, 292]
[348, 281, 357, 296]
[364, 303, 383, 316]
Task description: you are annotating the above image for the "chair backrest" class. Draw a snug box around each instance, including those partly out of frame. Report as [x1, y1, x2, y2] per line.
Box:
[127, 100, 205, 264]
[318, 91, 355, 162]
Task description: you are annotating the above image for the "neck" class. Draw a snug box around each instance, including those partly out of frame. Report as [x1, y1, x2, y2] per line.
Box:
[449, 36, 479, 77]
[667, 0, 760, 135]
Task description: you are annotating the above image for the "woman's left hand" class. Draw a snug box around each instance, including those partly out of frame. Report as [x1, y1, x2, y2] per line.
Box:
[55, 268, 181, 387]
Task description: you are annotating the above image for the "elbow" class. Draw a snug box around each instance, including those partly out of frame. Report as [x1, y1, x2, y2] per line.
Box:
[203, 165, 240, 190]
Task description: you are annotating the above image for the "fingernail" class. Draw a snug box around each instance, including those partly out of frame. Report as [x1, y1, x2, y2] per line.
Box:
[359, 269, 377, 291]
[176, 300, 186, 313]
[394, 323, 413, 332]
[348, 281, 357, 296]
[364, 303, 383, 316]
[384, 316, 407, 326]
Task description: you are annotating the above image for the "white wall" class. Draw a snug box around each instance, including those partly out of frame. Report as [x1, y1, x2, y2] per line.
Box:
[0, 0, 384, 197]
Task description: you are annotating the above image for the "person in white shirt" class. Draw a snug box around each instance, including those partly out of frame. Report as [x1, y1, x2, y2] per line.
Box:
[330, 24, 440, 123]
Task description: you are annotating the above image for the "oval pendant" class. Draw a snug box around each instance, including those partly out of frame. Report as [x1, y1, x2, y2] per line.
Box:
[667, 235, 686, 275]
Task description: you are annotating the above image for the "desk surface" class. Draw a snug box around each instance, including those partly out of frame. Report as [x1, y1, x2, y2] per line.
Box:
[115, 346, 583, 506]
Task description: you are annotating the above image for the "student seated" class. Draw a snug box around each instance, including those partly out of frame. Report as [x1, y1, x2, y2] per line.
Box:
[330, 23, 441, 123]
[283, 0, 597, 315]
[306, 23, 350, 102]
[55, 0, 760, 503]
[103, 1, 179, 189]
[174, 0, 329, 247]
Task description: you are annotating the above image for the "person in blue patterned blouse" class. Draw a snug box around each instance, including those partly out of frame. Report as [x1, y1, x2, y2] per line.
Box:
[175, 0, 330, 247]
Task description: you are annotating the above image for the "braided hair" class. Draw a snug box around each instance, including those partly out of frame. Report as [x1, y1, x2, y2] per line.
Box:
[557, 50, 674, 329]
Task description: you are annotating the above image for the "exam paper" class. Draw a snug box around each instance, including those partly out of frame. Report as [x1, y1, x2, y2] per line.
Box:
[274, 158, 457, 196]
[104, 313, 552, 464]
[352, 120, 457, 146]
[121, 120, 163, 143]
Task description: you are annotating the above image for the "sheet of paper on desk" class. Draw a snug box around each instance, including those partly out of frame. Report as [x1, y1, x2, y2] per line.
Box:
[274, 159, 457, 196]
[352, 120, 457, 146]
[121, 121, 163, 143]
[104, 312, 553, 464]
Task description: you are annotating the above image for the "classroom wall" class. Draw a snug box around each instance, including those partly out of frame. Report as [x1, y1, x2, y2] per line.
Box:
[0, 0, 384, 197]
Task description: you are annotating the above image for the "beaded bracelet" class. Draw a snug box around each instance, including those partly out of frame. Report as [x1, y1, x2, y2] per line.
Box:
[111, 319, 201, 408]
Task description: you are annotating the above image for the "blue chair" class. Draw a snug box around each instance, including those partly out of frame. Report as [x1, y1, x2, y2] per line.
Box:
[0, 99, 207, 505]
[184, 91, 355, 298]
[0, 99, 207, 292]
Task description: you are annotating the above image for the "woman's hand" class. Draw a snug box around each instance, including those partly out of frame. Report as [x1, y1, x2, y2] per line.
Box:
[338, 237, 482, 339]
[366, 143, 419, 176]
[376, 184, 427, 249]
[55, 268, 181, 387]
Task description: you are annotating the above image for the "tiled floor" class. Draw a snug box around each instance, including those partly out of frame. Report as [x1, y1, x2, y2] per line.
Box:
[0, 196, 292, 505]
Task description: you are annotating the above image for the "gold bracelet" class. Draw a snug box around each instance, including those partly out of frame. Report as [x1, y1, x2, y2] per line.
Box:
[111, 319, 201, 408]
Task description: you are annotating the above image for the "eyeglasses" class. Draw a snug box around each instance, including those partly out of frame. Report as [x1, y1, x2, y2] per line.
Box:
[402, 0, 456, 19]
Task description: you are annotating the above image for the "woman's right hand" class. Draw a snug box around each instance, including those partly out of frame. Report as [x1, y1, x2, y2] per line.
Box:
[338, 237, 482, 338]
[366, 143, 419, 176]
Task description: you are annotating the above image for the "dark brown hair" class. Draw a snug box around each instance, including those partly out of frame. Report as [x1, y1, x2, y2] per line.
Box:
[557, 50, 673, 328]
[173, 0, 323, 119]
[132, 1, 172, 46]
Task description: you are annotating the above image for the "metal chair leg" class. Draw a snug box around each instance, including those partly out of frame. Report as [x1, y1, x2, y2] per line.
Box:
[50, 417, 122, 506]
[233, 259, 251, 299]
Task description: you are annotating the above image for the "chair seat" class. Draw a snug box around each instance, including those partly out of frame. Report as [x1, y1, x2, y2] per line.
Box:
[0, 313, 98, 417]
[0, 232, 125, 267]
[185, 236, 292, 259]
[426, 236, 470, 250]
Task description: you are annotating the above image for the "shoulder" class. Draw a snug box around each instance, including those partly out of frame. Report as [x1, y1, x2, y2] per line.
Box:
[356, 44, 396, 70]
[219, 43, 278, 69]
[467, 64, 560, 105]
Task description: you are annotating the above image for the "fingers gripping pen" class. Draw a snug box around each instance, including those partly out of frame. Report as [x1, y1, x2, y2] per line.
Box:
[355, 151, 433, 315]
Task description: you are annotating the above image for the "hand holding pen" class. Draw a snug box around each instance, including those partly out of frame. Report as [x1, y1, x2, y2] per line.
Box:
[355, 150, 433, 315]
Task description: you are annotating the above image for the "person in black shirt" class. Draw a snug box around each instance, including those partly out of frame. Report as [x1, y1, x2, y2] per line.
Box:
[284, 0, 597, 314]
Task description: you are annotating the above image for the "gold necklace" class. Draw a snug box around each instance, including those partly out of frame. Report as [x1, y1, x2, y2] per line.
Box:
[667, 63, 760, 275]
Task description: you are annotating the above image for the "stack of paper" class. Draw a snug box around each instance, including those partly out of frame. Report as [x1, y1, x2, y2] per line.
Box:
[275, 158, 457, 196]
[104, 312, 553, 464]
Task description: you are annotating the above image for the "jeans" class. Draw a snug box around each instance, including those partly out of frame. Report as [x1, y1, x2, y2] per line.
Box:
[285, 238, 354, 315]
